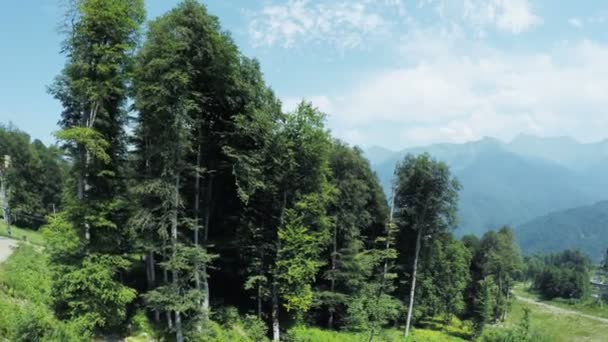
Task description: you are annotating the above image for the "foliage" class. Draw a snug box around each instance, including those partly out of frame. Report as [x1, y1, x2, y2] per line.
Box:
[525, 249, 591, 300]
[479, 307, 550, 342]
[517, 200, 608, 262]
[193, 308, 268, 342]
[417, 236, 471, 322]
[22, 0, 553, 340]
[346, 282, 402, 335]
[465, 227, 522, 329]
[0, 245, 51, 304]
[393, 153, 461, 335]
[0, 246, 91, 341]
[44, 214, 136, 329]
[277, 216, 324, 313]
[286, 326, 468, 342]
[0, 124, 67, 228]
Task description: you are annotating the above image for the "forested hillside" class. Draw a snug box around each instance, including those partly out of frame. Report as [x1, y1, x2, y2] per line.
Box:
[517, 201, 608, 261]
[0, 124, 66, 227]
[0, 1, 536, 341]
[366, 136, 608, 236]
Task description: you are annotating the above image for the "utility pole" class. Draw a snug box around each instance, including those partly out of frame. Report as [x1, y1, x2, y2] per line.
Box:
[0, 155, 11, 236]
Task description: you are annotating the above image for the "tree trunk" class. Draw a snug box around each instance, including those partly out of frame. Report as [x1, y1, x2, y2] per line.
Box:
[173, 172, 183, 342]
[257, 247, 265, 320]
[382, 191, 396, 285]
[257, 283, 263, 320]
[145, 251, 155, 289]
[163, 250, 173, 329]
[503, 284, 510, 321]
[194, 134, 203, 313]
[272, 191, 287, 342]
[405, 229, 422, 337]
[201, 174, 214, 315]
[328, 221, 338, 329]
[272, 281, 280, 341]
[145, 251, 160, 322]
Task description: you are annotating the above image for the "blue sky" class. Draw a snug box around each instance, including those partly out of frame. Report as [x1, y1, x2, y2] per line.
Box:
[2, 0, 608, 150]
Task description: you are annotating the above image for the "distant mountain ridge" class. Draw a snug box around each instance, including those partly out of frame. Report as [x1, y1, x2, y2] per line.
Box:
[364, 135, 608, 237]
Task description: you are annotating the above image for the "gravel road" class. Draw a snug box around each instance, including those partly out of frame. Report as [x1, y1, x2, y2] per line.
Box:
[0, 237, 17, 263]
[516, 295, 608, 324]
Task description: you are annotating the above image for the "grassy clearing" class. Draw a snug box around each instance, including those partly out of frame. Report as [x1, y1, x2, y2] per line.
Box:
[287, 326, 468, 342]
[0, 221, 44, 245]
[287, 320, 470, 342]
[513, 282, 608, 319]
[506, 295, 608, 342]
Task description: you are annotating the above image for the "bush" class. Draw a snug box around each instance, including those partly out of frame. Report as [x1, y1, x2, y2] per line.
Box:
[0, 244, 91, 341]
[0, 298, 90, 341]
[0, 245, 51, 304]
[479, 308, 549, 342]
[286, 326, 468, 342]
[192, 307, 268, 342]
[478, 325, 550, 342]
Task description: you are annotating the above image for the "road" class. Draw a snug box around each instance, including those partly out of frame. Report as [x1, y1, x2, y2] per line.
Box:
[0, 237, 17, 263]
[515, 295, 608, 324]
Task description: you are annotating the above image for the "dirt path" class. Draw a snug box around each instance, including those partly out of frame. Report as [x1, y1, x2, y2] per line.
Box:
[516, 295, 608, 324]
[0, 237, 17, 263]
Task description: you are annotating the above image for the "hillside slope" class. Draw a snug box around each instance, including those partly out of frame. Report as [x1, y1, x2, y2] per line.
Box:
[516, 201, 608, 261]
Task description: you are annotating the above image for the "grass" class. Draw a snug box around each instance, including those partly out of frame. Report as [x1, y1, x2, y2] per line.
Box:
[513, 282, 608, 319]
[287, 326, 468, 342]
[0, 245, 87, 341]
[507, 288, 608, 342]
[0, 221, 44, 245]
[0, 244, 51, 303]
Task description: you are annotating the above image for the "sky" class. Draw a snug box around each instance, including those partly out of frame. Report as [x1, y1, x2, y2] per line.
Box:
[2, 0, 608, 150]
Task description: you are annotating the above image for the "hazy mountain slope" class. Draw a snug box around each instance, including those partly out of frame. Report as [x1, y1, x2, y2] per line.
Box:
[455, 148, 598, 235]
[507, 134, 608, 170]
[365, 136, 608, 236]
[516, 201, 608, 262]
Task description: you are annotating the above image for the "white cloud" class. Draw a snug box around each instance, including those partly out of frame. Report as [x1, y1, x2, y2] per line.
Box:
[428, 0, 542, 35]
[293, 37, 608, 148]
[248, 0, 405, 48]
[567, 15, 607, 29]
[248, 0, 608, 149]
[568, 17, 583, 28]
[249, 0, 541, 49]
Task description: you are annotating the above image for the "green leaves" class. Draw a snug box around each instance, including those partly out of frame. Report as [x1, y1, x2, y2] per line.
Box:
[277, 212, 324, 313]
[54, 126, 110, 164]
[52, 253, 136, 328]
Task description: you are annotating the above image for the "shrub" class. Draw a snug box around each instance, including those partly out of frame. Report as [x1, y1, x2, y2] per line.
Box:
[192, 307, 268, 342]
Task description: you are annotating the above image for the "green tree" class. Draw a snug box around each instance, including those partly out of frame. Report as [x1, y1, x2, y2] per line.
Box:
[479, 227, 522, 321]
[315, 141, 389, 329]
[529, 249, 590, 300]
[466, 227, 522, 328]
[393, 153, 460, 336]
[0, 125, 66, 228]
[47, 0, 144, 331]
[417, 236, 471, 322]
[238, 102, 333, 341]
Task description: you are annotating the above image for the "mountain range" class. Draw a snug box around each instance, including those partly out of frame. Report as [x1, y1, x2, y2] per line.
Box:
[364, 135, 608, 257]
